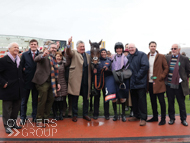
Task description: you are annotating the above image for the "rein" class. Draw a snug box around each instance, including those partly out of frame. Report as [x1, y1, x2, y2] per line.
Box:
[94, 68, 105, 90]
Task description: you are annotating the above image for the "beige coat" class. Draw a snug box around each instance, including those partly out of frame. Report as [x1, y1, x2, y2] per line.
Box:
[66, 48, 91, 98]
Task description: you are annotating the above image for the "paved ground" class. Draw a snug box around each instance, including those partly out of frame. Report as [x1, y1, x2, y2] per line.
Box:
[0, 115, 190, 142]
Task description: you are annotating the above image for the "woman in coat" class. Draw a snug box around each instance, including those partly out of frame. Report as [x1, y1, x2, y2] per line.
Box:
[52, 51, 70, 120]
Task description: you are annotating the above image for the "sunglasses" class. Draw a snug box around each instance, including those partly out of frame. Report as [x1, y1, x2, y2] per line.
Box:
[171, 48, 177, 50]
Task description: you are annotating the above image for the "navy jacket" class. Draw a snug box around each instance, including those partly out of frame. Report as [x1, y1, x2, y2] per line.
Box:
[21, 49, 39, 89]
[127, 49, 149, 89]
[0, 55, 24, 100]
[94, 57, 111, 83]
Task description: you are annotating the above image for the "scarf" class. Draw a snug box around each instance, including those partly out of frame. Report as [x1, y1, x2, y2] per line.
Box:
[166, 53, 181, 89]
[48, 55, 59, 97]
[7, 52, 20, 68]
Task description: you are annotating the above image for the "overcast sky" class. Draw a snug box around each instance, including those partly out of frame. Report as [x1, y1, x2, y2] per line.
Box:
[0, 0, 190, 54]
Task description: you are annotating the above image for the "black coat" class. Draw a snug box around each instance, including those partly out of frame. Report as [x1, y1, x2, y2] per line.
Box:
[21, 49, 39, 89]
[127, 48, 149, 89]
[0, 55, 24, 100]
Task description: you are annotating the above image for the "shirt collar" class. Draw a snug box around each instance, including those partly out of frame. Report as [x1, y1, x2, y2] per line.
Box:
[172, 55, 178, 57]
[150, 51, 157, 56]
[31, 50, 37, 54]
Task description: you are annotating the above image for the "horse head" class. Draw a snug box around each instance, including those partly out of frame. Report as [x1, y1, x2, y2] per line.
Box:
[89, 40, 102, 65]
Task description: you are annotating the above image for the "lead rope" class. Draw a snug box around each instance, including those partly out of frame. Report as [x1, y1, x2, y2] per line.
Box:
[95, 68, 105, 90]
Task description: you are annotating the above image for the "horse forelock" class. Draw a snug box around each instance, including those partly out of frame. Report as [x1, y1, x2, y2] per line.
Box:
[91, 42, 100, 49]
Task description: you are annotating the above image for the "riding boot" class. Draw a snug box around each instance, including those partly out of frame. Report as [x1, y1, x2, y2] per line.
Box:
[122, 103, 126, 122]
[112, 102, 118, 121]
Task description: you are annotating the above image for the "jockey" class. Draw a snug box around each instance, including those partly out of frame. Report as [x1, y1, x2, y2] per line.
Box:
[104, 42, 130, 122]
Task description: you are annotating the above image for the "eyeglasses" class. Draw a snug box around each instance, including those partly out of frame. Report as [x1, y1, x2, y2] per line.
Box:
[171, 48, 177, 50]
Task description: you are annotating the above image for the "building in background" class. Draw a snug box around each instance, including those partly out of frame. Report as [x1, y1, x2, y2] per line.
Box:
[181, 47, 190, 57]
[0, 35, 66, 57]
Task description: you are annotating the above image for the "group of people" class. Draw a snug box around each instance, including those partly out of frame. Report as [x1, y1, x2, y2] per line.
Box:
[0, 36, 189, 134]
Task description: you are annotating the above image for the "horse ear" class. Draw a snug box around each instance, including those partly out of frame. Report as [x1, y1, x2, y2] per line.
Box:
[98, 40, 102, 46]
[89, 40, 92, 45]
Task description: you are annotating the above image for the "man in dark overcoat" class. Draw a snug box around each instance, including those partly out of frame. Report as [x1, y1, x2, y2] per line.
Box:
[0, 42, 23, 134]
[20, 39, 40, 125]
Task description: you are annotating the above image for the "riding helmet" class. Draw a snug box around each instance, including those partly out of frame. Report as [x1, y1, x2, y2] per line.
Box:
[114, 42, 124, 53]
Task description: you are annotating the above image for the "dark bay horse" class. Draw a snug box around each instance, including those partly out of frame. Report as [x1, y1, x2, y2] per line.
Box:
[89, 40, 102, 66]
[89, 40, 102, 112]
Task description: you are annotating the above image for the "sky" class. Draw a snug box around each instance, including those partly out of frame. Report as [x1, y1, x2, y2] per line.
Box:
[0, 0, 190, 54]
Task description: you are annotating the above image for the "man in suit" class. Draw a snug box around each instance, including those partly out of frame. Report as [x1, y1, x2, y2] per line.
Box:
[66, 37, 91, 122]
[0, 42, 23, 134]
[20, 39, 39, 125]
[165, 44, 190, 126]
[146, 41, 169, 125]
[32, 42, 61, 127]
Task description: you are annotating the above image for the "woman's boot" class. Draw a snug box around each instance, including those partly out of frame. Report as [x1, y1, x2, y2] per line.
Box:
[59, 101, 64, 120]
[112, 102, 118, 121]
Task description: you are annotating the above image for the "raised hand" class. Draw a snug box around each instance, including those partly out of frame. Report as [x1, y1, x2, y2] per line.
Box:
[68, 36, 72, 45]
[43, 49, 49, 57]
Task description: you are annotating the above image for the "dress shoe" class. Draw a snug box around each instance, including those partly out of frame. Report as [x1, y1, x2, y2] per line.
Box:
[20, 119, 26, 125]
[5, 127, 12, 134]
[93, 116, 98, 120]
[147, 117, 158, 122]
[122, 115, 126, 122]
[72, 116, 77, 122]
[105, 116, 110, 120]
[128, 117, 140, 121]
[13, 124, 22, 129]
[113, 115, 118, 121]
[168, 119, 175, 125]
[140, 120, 146, 126]
[83, 116, 91, 121]
[158, 120, 166, 125]
[181, 120, 188, 126]
[36, 122, 46, 128]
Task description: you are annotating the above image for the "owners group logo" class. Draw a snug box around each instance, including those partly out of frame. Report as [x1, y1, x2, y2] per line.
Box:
[7, 119, 57, 137]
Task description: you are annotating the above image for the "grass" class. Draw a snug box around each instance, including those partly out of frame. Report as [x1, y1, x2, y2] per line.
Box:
[0, 92, 190, 117]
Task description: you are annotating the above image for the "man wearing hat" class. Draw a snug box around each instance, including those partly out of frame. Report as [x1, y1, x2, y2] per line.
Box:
[124, 49, 129, 56]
